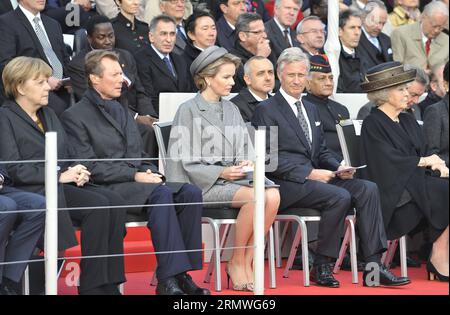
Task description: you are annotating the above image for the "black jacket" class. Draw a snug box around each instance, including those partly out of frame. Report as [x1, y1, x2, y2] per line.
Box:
[303, 93, 350, 161]
[111, 13, 150, 54]
[418, 91, 442, 117]
[67, 47, 157, 117]
[0, 1, 13, 15]
[251, 92, 341, 209]
[230, 41, 278, 93]
[357, 31, 393, 71]
[182, 42, 202, 70]
[337, 47, 364, 93]
[134, 45, 194, 116]
[60, 88, 184, 212]
[265, 18, 300, 59]
[230, 87, 263, 122]
[0, 101, 78, 250]
[216, 16, 236, 52]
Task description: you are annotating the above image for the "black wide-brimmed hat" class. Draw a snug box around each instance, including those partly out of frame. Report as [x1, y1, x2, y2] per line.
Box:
[360, 61, 416, 93]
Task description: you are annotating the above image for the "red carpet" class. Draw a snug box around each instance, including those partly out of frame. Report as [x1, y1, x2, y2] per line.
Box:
[58, 261, 448, 295]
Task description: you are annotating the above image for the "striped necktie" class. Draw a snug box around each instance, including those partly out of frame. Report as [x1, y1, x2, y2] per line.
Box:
[295, 101, 312, 148]
[33, 16, 64, 79]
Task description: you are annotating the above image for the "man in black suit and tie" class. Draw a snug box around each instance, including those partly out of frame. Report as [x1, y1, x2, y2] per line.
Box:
[251, 47, 410, 288]
[134, 14, 193, 117]
[0, 0, 70, 115]
[0, 165, 45, 295]
[216, 0, 246, 51]
[357, 1, 393, 72]
[0, 0, 15, 15]
[231, 56, 275, 122]
[61, 49, 209, 295]
[265, 0, 301, 60]
[159, 0, 188, 55]
[67, 15, 158, 157]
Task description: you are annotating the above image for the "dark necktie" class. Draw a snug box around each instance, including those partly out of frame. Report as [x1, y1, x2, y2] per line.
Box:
[283, 28, 291, 47]
[163, 56, 176, 78]
[425, 38, 431, 56]
[294, 101, 312, 148]
[176, 24, 187, 42]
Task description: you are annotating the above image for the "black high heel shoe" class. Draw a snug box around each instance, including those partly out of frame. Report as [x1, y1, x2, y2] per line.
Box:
[225, 265, 249, 291]
[427, 260, 449, 282]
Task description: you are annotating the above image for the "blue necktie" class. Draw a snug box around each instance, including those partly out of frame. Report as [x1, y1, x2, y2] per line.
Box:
[163, 56, 176, 78]
[176, 24, 187, 42]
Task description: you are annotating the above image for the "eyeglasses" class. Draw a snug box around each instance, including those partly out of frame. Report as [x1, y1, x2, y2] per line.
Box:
[163, 0, 186, 4]
[299, 29, 326, 35]
[243, 30, 267, 35]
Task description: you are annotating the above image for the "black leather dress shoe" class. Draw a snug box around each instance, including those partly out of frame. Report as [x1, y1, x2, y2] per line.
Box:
[363, 264, 411, 287]
[176, 273, 210, 295]
[310, 263, 340, 288]
[156, 277, 186, 295]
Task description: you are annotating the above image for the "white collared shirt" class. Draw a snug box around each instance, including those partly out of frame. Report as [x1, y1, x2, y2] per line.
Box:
[279, 87, 312, 143]
[362, 27, 381, 51]
[274, 17, 293, 46]
[10, 0, 18, 9]
[19, 4, 51, 44]
[342, 44, 356, 56]
[151, 44, 171, 62]
[225, 19, 236, 30]
[248, 88, 268, 102]
[193, 44, 205, 52]
[421, 30, 432, 47]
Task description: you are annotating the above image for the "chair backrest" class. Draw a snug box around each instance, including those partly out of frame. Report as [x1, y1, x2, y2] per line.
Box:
[153, 121, 173, 170]
[336, 119, 363, 167]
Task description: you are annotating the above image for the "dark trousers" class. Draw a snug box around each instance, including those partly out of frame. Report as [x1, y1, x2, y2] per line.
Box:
[289, 178, 387, 260]
[0, 190, 46, 284]
[63, 184, 127, 292]
[146, 184, 203, 281]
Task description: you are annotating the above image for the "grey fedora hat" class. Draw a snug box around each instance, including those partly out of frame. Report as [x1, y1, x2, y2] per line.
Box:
[361, 61, 416, 93]
[190, 46, 229, 77]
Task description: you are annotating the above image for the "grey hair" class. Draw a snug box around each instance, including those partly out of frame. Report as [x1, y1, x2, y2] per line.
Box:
[244, 56, 273, 75]
[235, 13, 263, 35]
[275, 0, 303, 9]
[277, 47, 310, 74]
[361, 0, 387, 20]
[367, 87, 395, 107]
[149, 14, 177, 33]
[404, 64, 430, 87]
[423, 1, 449, 18]
[296, 15, 322, 34]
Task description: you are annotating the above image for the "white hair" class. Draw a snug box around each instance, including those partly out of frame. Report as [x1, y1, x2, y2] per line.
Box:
[423, 1, 449, 18]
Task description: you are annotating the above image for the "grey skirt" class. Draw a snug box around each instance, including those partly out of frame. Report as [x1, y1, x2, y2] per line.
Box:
[202, 182, 242, 208]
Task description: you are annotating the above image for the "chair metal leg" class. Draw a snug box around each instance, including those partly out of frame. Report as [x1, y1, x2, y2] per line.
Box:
[299, 220, 310, 287]
[399, 236, 408, 278]
[22, 266, 30, 295]
[383, 240, 398, 269]
[119, 283, 124, 294]
[333, 221, 351, 274]
[204, 224, 226, 284]
[213, 221, 224, 292]
[274, 221, 282, 268]
[347, 218, 358, 284]
[282, 225, 301, 279]
[268, 226, 276, 288]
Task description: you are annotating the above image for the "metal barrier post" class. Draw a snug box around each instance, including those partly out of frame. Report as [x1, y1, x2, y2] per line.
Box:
[253, 129, 266, 295]
[45, 132, 58, 295]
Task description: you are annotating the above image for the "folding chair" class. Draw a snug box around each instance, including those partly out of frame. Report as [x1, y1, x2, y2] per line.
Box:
[336, 119, 407, 278]
[153, 121, 276, 292]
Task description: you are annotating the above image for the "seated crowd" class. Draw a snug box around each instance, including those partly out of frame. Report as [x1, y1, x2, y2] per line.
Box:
[0, 0, 449, 295]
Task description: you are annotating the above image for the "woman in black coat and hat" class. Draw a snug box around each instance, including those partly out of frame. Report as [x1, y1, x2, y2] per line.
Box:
[360, 61, 449, 282]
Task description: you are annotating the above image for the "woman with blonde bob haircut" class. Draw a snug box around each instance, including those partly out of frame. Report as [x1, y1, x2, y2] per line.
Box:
[360, 61, 449, 283]
[0, 56, 128, 295]
[167, 46, 280, 291]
